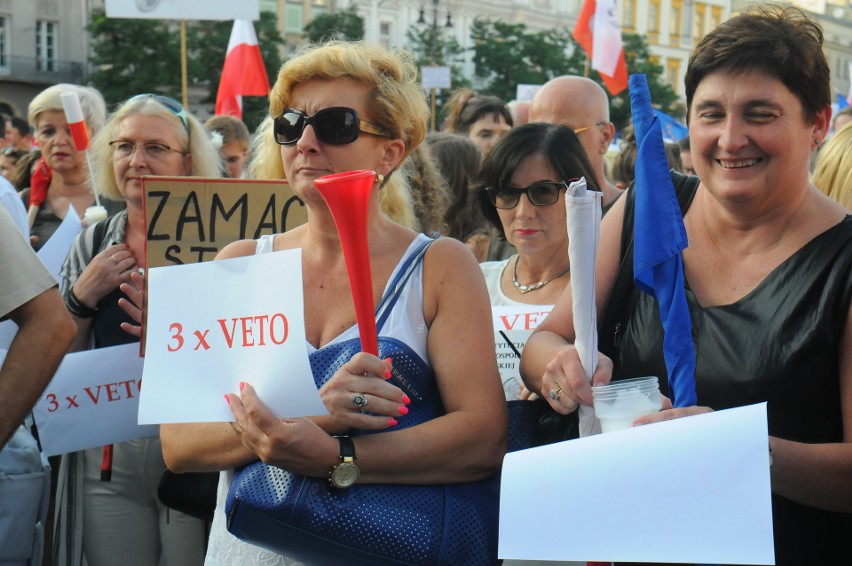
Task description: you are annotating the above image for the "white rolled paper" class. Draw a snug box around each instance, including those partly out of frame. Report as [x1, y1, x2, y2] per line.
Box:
[565, 177, 603, 437]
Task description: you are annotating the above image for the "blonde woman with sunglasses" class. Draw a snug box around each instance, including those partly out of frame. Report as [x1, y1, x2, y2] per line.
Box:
[54, 94, 221, 566]
[159, 41, 506, 565]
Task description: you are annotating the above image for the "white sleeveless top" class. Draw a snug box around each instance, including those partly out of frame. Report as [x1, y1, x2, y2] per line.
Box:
[204, 233, 432, 565]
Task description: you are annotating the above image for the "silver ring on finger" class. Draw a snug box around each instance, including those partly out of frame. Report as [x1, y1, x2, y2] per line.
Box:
[548, 387, 562, 401]
[352, 393, 369, 409]
[110, 255, 118, 265]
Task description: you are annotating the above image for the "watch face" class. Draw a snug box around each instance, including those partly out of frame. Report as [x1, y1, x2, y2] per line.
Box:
[331, 462, 360, 488]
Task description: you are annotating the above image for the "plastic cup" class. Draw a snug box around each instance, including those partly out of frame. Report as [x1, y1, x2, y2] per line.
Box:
[84, 205, 108, 226]
[592, 376, 662, 433]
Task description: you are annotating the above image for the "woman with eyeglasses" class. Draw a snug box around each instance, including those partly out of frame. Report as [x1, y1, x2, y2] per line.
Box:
[475, 123, 597, 401]
[158, 41, 506, 564]
[20, 84, 124, 250]
[54, 94, 221, 566]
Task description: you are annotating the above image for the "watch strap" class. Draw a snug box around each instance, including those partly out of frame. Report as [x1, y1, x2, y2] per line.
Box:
[335, 435, 356, 461]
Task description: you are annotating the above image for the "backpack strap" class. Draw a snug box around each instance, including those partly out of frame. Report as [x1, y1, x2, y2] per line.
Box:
[598, 171, 699, 357]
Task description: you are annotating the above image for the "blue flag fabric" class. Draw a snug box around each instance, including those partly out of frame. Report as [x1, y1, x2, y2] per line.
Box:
[653, 109, 689, 141]
[629, 74, 697, 408]
[839, 94, 849, 110]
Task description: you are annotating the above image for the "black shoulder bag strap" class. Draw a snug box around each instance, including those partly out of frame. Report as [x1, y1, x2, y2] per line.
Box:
[598, 170, 700, 358]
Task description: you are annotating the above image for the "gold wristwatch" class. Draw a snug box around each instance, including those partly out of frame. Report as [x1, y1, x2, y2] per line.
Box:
[329, 436, 360, 489]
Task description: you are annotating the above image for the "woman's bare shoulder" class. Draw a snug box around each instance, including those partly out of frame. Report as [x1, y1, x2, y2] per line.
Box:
[216, 239, 258, 260]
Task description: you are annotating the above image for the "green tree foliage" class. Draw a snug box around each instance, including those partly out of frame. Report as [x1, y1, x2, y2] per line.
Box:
[87, 10, 283, 133]
[470, 19, 578, 103]
[304, 5, 365, 42]
[187, 12, 284, 131]
[466, 20, 681, 131]
[405, 24, 470, 123]
[88, 10, 182, 106]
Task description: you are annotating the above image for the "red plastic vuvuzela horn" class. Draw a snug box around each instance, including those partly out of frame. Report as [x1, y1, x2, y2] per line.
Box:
[313, 170, 379, 356]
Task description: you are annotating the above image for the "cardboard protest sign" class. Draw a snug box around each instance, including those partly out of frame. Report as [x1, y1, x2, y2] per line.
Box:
[139, 249, 326, 423]
[143, 176, 306, 268]
[27, 344, 158, 456]
[491, 305, 553, 399]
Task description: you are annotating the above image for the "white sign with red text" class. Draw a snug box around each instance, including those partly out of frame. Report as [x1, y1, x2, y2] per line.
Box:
[29, 343, 158, 457]
[105, 0, 259, 21]
[491, 305, 552, 400]
[139, 249, 326, 424]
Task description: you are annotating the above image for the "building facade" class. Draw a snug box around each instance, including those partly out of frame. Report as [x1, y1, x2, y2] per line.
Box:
[0, 0, 91, 117]
[1, 1, 850, 122]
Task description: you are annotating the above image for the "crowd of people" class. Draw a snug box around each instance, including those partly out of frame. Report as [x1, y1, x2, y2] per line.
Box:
[0, 4, 850, 565]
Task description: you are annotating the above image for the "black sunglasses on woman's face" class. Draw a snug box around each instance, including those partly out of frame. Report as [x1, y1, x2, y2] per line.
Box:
[486, 179, 578, 209]
[273, 107, 391, 146]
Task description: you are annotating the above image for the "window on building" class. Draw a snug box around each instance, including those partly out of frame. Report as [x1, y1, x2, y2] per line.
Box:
[710, 5, 722, 32]
[667, 58, 681, 95]
[623, 0, 636, 32]
[648, 0, 660, 42]
[36, 20, 56, 72]
[670, 0, 682, 46]
[0, 16, 7, 70]
[380, 21, 391, 49]
[692, 3, 707, 42]
[311, 0, 328, 19]
[285, 2, 304, 34]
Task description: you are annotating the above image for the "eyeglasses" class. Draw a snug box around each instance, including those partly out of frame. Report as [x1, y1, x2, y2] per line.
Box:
[486, 179, 578, 209]
[129, 94, 190, 136]
[1, 147, 23, 157]
[273, 107, 391, 146]
[109, 140, 185, 161]
[573, 122, 606, 135]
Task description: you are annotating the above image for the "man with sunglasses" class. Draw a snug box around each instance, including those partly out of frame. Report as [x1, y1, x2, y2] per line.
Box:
[529, 75, 623, 213]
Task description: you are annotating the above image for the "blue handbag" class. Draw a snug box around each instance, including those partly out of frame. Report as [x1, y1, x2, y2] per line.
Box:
[225, 239, 538, 565]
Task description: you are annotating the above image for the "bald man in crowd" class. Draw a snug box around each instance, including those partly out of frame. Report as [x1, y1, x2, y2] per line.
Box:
[529, 76, 623, 212]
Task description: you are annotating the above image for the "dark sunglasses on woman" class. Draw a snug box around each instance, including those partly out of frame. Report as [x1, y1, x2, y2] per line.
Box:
[486, 178, 579, 209]
[273, 107, 391, 146]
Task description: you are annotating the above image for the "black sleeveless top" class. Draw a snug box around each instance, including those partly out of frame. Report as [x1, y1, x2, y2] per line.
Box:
[611, 177, 852, 564]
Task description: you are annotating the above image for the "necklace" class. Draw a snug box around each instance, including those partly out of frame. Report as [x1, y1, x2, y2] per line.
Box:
[511, 255, 570, 294]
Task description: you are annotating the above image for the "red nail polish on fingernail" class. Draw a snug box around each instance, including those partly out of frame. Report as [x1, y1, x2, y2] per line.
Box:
[224, 394, 230, 404]
[384, 357, 393, 365]
[387, 418, 398, 427]
[402, 394, 411, 405]
[398, 405, 409, 416]
[239, 382, 245, 391]
[384, 369, 392, 379]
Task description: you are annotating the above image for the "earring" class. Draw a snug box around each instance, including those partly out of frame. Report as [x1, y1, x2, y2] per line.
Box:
[375, 173, 385, 185]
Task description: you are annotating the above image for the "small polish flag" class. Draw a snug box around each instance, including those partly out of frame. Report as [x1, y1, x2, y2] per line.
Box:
[60, 91, 90, 151]
[215, 20, 271, 119]
[573, 0, 628, 96]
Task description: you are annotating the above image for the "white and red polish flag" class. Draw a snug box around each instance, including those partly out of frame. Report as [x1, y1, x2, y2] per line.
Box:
[215, 19, 271, 119]
[573, 0, 628, 96]
[60, 91, 90, 151]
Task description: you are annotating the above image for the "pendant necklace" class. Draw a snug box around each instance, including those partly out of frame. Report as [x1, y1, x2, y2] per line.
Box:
[511, 255, 570, 294]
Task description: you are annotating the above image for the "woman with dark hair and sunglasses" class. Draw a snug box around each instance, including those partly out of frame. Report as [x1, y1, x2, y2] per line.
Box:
[53, 94, 221, 566]
[159, 41, 506, 564]
[476, 123, 598, 400]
